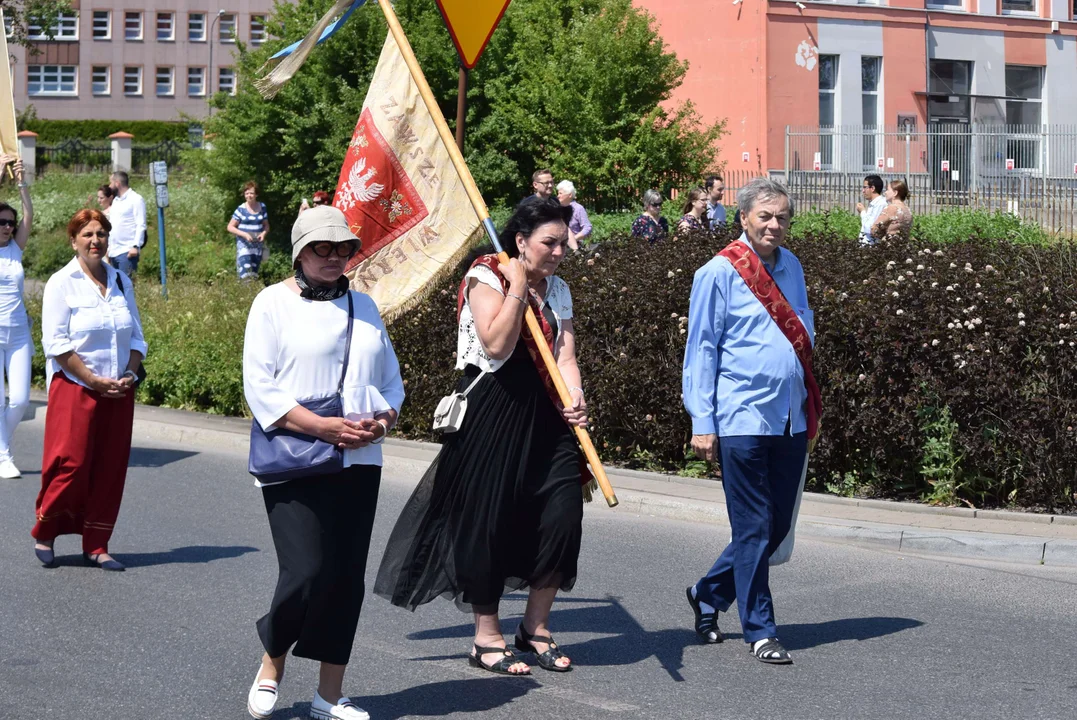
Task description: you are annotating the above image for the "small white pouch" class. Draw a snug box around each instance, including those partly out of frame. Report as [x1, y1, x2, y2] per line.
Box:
[432, 371, 487, 433]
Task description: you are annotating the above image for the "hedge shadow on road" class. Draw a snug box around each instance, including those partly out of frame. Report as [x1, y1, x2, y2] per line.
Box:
[272, 678, 538, 719]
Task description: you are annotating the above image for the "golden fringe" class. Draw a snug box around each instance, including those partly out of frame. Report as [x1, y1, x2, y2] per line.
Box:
[372, 226, 487, 326]
[254, 0, 355, 99]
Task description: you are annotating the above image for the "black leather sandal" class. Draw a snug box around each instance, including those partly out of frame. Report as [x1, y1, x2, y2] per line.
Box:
[750, 638, 793, 665]
[468, 645, 531, 675]
[515, 624, 573, 672]
[686, 586, 723, 643]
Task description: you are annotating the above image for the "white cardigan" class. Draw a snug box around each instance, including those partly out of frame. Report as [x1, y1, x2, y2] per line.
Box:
[243, 284, 405, 475]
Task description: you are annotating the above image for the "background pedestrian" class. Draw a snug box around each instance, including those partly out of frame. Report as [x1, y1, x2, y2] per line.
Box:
[95, 185, 114, 218]
[0, 154, 34, 479]
[229, 181, 270, 280]
[106, 171, 146, 277]
[33, 209, 146, 572]
[678, 187, 707, 235]
[857, 174, 887, 245]
[556, 180, 592, 250]
[631, 189, 669, 244]
[871, 179, 913, 242]
[705, 174, 726, 230]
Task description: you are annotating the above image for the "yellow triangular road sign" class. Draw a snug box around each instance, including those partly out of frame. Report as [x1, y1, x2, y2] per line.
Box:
[435, 0, 511, 69]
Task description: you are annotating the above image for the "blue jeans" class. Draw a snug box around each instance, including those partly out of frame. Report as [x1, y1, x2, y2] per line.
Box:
[109, 252, 139, 277]
[695, 431, 808, 643]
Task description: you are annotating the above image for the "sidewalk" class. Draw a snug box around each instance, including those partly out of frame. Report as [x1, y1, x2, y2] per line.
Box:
[28, 391, 1077, 567]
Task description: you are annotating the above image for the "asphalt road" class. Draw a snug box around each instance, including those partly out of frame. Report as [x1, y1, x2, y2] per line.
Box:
[2, 413, 1075, 720]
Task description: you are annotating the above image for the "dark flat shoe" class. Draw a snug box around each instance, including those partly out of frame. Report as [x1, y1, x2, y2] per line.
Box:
[83, 552, 125, 572]
[750, 638, 793, 665]
[34, 545, 56, 568]
[468, 645, 530, 676]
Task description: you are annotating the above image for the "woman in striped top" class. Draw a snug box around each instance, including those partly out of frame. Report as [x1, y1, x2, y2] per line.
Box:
[228, 181, 271, 280]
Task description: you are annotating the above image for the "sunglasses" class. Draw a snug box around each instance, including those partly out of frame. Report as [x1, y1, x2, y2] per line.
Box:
[312, 199, 329, 206]
[309, 241, 359, 259]
[0, 219, 15, 228]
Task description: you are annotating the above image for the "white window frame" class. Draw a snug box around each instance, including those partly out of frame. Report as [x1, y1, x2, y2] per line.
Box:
[123, 66, 143, 95]
[188, 12, 206, 42]
[1005, 65, 1044, 171]
[3, 14, 12, 38]
[250, 15, 266, 45]
[861, 56, 883, 171]
[155, 66, 175, 96]
[124, 11, 143, 41]
[156, 12, 175, 41]
[187, 66, 206, 97]
[218, 67, 236, 95]
[92, 10, 112, 40]
[91, 65, 111, 95]
[926, 0, 965, 9]
[27, 64, 78, 97]
[28, 11, 79, 41]
[1001, 0, 1037, 13]
[219, 13, 237, 43]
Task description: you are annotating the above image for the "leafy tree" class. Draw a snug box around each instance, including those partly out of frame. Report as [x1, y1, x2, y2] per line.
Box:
[193, 0, 722, 236]
[1, 1, 78, 47]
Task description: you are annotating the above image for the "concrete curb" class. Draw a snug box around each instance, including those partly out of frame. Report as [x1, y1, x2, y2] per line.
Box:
[26, 392, 1077, 567]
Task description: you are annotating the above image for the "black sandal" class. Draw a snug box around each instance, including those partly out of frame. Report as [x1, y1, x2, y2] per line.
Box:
[515, 624, 573, 672]
[468, 645, 531, 675]
[685, 586, 723, 643]
[750, 638, 793, 665]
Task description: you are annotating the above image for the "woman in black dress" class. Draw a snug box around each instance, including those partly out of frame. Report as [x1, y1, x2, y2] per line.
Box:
[375, 198, 589, 676]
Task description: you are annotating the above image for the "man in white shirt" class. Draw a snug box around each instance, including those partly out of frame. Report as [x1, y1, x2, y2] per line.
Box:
[857, 174, 887, 246]
[107, 171, 146, 276]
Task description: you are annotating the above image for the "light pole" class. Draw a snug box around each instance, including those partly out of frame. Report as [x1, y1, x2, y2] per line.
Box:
[207, 9, 225, 115]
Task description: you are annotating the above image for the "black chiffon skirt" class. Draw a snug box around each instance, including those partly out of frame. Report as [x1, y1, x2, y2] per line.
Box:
[374, 346, 584, 612]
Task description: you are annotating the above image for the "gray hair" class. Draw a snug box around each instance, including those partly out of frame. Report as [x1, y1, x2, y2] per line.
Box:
[641, 188, 662, 209]
[736, 177, 794, 218]
[556, 180, 576, 198]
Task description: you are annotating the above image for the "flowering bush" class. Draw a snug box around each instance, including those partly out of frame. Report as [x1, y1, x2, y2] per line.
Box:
[392, 228, 1077, 511]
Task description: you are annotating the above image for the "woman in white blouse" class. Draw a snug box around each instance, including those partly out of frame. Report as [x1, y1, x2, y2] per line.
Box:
[376, 198, 588, 677]
[242, 206, 404, 720]
[32, 209, 147, 572]
[0, 154, 34, 479]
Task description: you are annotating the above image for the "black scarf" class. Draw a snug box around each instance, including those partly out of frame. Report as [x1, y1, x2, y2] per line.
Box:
[295, 266, 350, 301]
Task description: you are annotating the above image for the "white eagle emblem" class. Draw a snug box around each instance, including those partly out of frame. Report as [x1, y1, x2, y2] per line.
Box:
[337, 157, 385, 211]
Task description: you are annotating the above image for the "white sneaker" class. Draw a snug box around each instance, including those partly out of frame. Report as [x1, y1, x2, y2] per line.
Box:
[310, 691, 369, 720]
[0, 459, 21, 479]
[247, 676, 279, 719]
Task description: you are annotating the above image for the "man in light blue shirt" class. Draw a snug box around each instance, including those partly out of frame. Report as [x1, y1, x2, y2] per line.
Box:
[705, 174, 726, 230]
[857, 174, 887, 246]
[682, 177, 813, 665]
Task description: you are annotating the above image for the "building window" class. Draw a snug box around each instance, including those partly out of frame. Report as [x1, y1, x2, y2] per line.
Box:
[3, 14, 12, 38]
[27, 65, 78, 96]
[28, 11, 79, 41]
[818, 55, 838, 169]
[928, 60, 972, 122]
[1005, 65, 1043, 169]
[927, 0, 963, 7]
[188, 67, 206, 96]
[250, 15, 266, 45]
[188, 13, 206, 41]
[1002, 0, 1035, 10]
[219, 14, 236, 42]
[156, 12, 175, 41]
[124, 66, 142, 95]
[125, 12, 143, 41]
[218, 67, 236, 95]
[92, 10, 111, 40]
[91, 66, 111, 95]
[156, 66, 174, 96]
[862, 56, 881, 169]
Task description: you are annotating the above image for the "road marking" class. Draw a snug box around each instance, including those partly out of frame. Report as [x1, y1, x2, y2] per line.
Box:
[359, 638, 640, 713]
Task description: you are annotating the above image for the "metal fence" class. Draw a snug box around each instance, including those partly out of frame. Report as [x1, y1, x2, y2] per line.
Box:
[131, 139, 187, 173]
[785, 124, 1077, 235]
[34, 139, 192, 177]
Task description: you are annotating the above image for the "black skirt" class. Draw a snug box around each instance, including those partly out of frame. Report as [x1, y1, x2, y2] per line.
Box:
[374, 345, 584, 611]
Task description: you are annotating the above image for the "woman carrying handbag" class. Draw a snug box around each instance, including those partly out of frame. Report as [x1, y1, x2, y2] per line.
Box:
[242, 206, 404, 720]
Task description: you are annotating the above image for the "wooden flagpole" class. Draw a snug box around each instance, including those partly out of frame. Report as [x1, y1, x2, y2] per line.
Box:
[376, 0, 618, 507]
[0, 10, 18, 180]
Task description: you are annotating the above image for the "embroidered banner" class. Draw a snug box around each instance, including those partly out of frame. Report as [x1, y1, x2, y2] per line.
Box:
[335, 33, 483, 320]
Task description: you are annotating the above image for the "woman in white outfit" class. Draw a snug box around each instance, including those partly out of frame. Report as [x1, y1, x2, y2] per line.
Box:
[242, 205, 404, 720]
[0, 154, 34, 479]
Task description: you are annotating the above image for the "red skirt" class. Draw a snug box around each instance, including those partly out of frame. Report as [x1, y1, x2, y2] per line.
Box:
[32, 374, 135, 554]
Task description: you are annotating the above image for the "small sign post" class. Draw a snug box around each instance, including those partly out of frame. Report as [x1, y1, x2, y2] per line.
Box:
[1006, 158, 1015, 171]
[150, 160, 169, 298]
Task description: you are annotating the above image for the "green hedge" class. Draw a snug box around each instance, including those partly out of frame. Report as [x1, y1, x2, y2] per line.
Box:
[19, 117, 192, 145]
